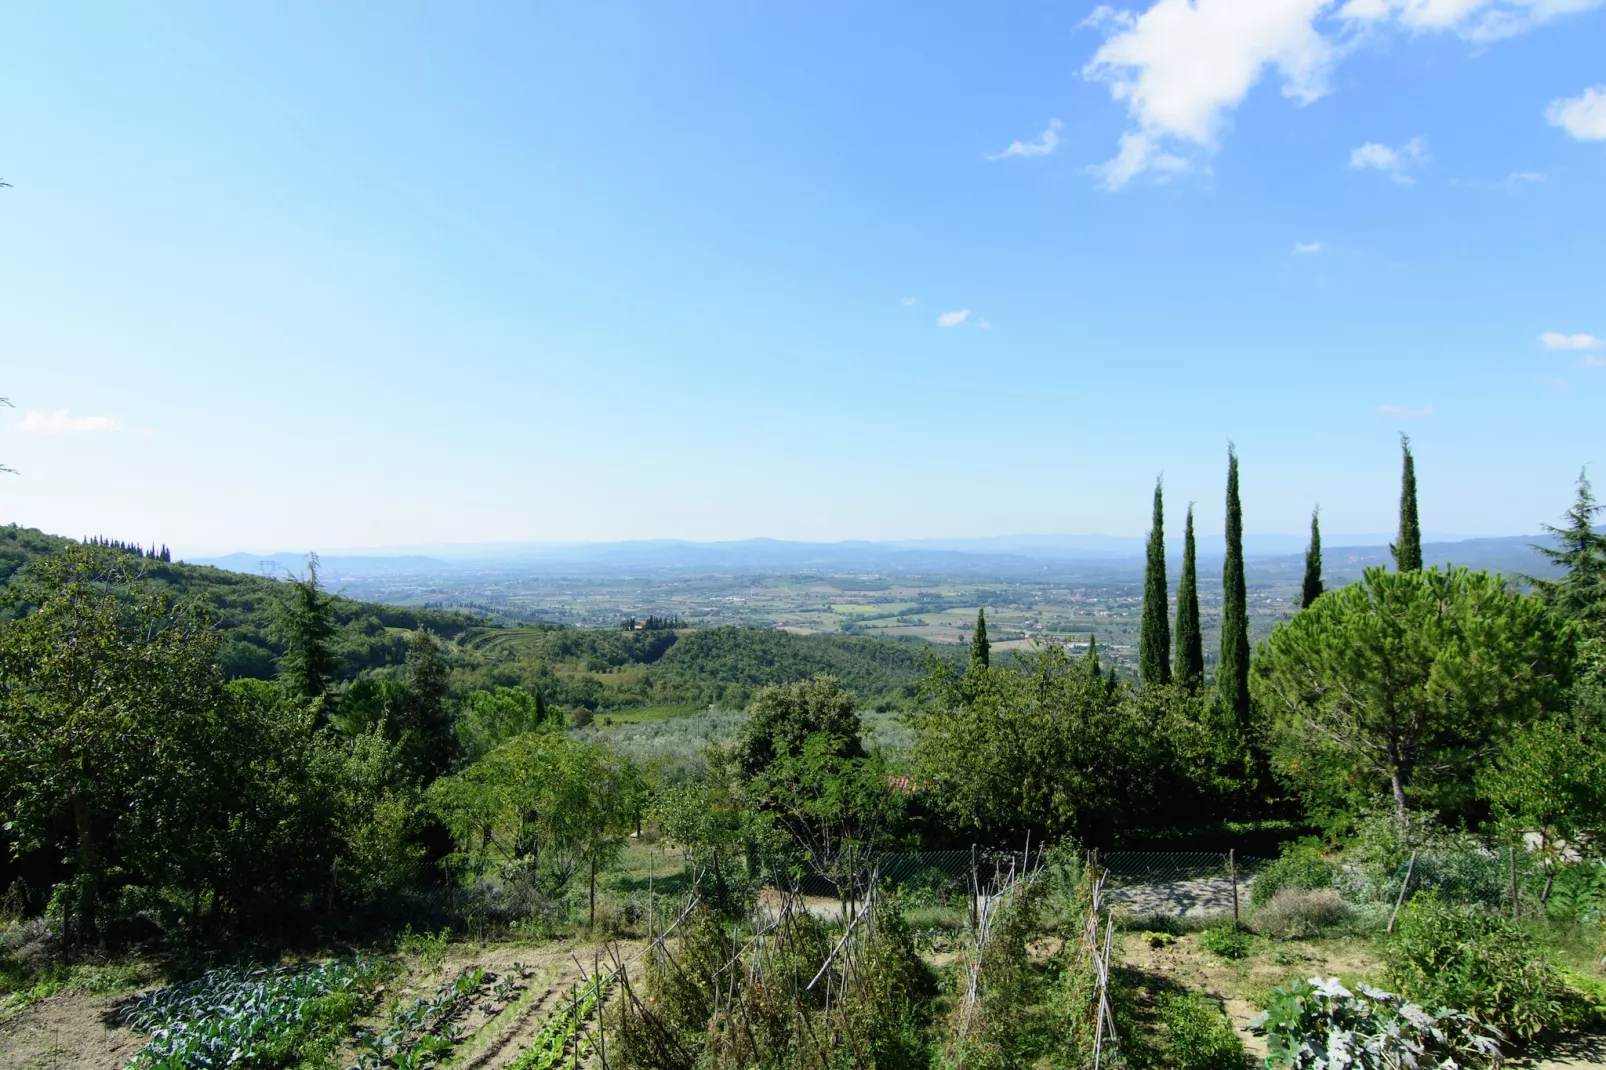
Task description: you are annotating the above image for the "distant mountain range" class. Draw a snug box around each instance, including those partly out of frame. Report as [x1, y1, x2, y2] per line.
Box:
[190, 530, 1581, 583]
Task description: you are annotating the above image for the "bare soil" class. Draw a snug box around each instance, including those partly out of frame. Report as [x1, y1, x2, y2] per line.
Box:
[0, 989, 142, 1070]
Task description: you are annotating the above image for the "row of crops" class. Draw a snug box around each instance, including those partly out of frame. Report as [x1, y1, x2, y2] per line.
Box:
[507, 972, 613, 1070]
[119, 956, 613, 1070]
[121, 957, 386, 1069]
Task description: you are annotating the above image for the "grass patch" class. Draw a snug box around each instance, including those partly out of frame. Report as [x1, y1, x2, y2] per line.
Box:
[0, 960, 157, 1013]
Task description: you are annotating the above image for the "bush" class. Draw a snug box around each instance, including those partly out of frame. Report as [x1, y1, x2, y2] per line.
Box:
[1250, 976, 1501, 1069]
[1157, 991, 1244, 1070]
[1386, 895, 1581, 1044]
[1379, 851, 1509, 910]
[1252, 847, 1336, 907]
[1199, 924, 1253, 960]
[1255, 888, 1346, 939]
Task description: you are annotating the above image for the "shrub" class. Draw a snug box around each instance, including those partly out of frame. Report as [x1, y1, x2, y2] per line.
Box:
[1157, 991, 1244, 1070]
[1386, 895, 1580, 1044]
[1199, 924, 1253, 960]
[1250, 976, 1501, 1069]
[1251, 848, 1336, 908]
[1378, 851, 1509, 910]
[1255, 888, 1346, 939]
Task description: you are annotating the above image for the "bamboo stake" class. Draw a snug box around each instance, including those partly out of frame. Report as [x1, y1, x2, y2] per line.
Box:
[1388, 850, 1418, 934]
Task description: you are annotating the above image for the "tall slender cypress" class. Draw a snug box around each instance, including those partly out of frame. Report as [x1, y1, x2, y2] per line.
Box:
[1392, 434, 1423, 572]
[1138, 480, 1172, 686]
[970, 608, 990, 671]
[1085, 634, 1101, 680]
[1301, 507, 1324, 609]
[1173, 504, 1204, 689]
[1219, 446, 1251, 723]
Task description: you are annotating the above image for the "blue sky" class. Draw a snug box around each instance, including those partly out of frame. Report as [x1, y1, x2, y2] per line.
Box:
[2, 0, 1602, 554]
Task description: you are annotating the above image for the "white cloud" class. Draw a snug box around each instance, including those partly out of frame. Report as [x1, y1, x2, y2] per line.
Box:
[1079, 0, 1598, 186]
[1293, 240, 1323, 254]
[1584, 355, 1606, 368]
[1083, 0, 1334, 187]
[1376, 403, 1433, 417]
[1546, 86, 1606, 141]
[1342, 0, 1604, 42]
[15, 409, 119, 434]
[1502, 170, 1546, 186]
[1540, 331, 1605, 350]
[1093, 131, 1191, 190]
[902, 297, 918, 307]
[976, 319, 993, 329]
[1350, 137, 1429, 182]
[989, 119, 1063, 160]
[1538, 375, 1568, 388]
[937, 310, 970, 328]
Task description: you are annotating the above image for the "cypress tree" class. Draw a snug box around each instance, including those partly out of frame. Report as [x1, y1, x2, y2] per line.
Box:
[1085, 634, 1101, 680]
[1173, 504, 1204, 689]
[1301, 507, 1324, 609]
[970, 608, 990, 671]
[1219, 445, 1251, 723]
[1139, 480, 1171, 686]
[1392, 434, 1423, 572]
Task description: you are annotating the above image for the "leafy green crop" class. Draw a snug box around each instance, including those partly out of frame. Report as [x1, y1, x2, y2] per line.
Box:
[1250, 977, 1501, 1069]
[122, 956, 384, 1069]
[507, 972, 612, 1070]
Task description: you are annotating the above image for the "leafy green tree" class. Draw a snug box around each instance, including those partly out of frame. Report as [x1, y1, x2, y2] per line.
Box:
[912, 645, 1242, 845]
[1173, 505, 1204, 689]
[1140, 480, 1172, 686]
[0, 548, 232, 941]
[1219, 445, 1251, 722]
[1301, 507, 1324, 609]
[732, 675, 864, 779]
[396, 629, 453, 779]
[970, 607, 990, 671]
[1527, 468, 1606, 635]
[456, 686, 553, 761]
[428, 733, 641, 923]
[1392, 434, 1423, 572]
[1253, 566, 1575, 819]
[654, 744, 773, 911]
[271, 554, 339, 707]
[1477, 716, 1606, 897]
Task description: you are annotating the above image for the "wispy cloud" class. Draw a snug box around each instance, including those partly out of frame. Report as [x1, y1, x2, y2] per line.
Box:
[1501, 170, 1547, 188]
[1350, 137, 1429, 184]
[1585, 355, 1606, 368]
[1376, 404, 1433, 418]
[901, 297, 917, 307]
[1538, 376, 1568, 388]
[15, 409, 119, 434]
[937, 310, 970, 328]
[1546, 85, 1606, 141]
[1293, 241, 1323, 254]
[976, 319, 993, 329]
[1078, 0, 1598, 188]
[1540, 331, 1605, 351]
[988, 119, 1063, 160]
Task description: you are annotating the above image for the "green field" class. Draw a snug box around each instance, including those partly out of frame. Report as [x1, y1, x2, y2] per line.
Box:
[594, 703, 702, 725]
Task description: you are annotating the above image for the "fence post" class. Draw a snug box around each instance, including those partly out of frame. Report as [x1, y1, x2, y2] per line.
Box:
[1228, 849, 1239, 927]
[969, 844, 978, 930]
[1511, 846, 1520, 921]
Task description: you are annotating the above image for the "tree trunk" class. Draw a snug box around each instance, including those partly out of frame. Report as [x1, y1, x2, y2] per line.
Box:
[70, 792, 99, 944]
[1390, 769, 1408, 817]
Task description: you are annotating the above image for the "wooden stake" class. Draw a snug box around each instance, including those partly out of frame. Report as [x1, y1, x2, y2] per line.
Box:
[1387, 850, 1417, 934]
[1228, 850, 1239, 927]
